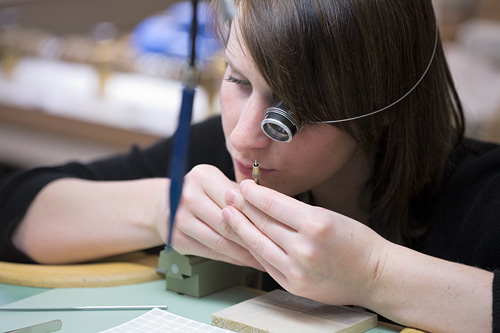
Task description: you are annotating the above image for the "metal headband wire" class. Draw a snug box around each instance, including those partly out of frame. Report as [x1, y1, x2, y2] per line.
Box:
[318, 19, 439, 124]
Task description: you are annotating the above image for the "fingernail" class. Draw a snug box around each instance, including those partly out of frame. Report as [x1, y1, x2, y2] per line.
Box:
[240, 179, 252, 189]
[226, 188, 239, 205]
[222, 207, 233, 220]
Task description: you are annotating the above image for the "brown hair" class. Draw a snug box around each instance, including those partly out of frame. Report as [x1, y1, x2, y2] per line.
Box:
[212, 0, 464, 244]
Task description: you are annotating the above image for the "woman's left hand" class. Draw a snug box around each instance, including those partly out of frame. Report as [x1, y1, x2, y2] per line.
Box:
[222, 179, 387, 306]
[223, 179, 494, 332]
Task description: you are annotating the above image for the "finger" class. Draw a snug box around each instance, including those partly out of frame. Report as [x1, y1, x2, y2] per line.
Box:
[174, 211, 262, 269]
[182, 166, 244, 246]
[173, 229, 264, 270]
[196, 167, 245, 243]
[225, 187, 298, 251]
[222, 205, 291, 274]
[238, 179, 312, 232]
[198, 164, 238, 208]
[244, 242, 288, 285]
[183, 164, 237, 212]
[188, 195, 242, 243]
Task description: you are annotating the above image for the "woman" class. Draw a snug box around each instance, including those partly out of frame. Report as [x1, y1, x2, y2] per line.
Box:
[1, 0, 499, 331]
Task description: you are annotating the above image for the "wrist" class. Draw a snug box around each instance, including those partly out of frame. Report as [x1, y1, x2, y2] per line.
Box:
[357, 238, 393, 311]
[152, 178, 170, 244]
[361, 242, 493, 332]
[361, 242, 439, 325]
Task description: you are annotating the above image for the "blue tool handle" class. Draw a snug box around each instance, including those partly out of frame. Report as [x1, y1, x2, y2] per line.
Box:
[167, 87, 195, 247]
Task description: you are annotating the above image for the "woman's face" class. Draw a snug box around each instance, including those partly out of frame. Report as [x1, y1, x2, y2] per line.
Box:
[220, 20, 369, 197]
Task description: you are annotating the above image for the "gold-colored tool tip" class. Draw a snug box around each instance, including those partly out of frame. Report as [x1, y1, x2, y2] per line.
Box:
[252, 160, 261, 184]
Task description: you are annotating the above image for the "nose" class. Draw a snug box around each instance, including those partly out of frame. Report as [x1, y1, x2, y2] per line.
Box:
[229, 95, 272, 151]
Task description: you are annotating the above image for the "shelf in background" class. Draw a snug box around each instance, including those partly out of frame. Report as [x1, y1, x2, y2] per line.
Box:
[0, 104, 162, 168]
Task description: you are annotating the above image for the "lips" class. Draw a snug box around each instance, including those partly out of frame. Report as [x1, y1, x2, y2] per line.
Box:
[234, 160, 254, 178]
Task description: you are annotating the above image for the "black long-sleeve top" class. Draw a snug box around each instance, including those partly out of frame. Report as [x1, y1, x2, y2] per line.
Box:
[1, 116, 500, 330]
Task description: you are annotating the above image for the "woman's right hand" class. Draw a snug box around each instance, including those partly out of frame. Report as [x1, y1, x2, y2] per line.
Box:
[163, 164, 263, 270]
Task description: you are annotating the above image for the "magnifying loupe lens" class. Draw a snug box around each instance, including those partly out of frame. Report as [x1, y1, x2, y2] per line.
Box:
[267, 123, 288, 136]
[261, 104, 298, 142]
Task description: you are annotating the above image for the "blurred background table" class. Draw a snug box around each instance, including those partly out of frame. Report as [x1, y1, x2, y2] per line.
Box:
[0, 0, 223, 178]
[0, 0, 499, 180]
[0, 103, 161, 168]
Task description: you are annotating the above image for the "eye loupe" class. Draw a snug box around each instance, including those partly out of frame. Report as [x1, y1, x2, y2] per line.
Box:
[261, 101, 299, 143]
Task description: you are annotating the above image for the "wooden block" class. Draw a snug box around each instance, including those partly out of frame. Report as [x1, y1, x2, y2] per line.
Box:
[212, 289, 377, 333]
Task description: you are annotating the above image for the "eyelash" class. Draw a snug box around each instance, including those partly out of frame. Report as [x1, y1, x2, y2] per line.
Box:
[224, 75, 251, 86]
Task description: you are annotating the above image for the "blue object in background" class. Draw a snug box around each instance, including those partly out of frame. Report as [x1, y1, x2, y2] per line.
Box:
[131, 1, 220, 61]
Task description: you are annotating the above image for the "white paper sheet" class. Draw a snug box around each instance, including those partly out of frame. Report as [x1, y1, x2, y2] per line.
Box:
[99, 307, 233, 333]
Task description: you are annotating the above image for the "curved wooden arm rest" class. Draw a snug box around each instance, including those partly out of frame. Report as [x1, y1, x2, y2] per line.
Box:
[0, 252, 162, 288]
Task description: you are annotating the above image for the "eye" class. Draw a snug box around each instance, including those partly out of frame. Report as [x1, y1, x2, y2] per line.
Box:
[224, 75, 251, 86]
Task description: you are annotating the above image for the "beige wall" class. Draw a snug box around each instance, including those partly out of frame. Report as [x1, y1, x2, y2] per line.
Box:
[0, 0, 179, 35]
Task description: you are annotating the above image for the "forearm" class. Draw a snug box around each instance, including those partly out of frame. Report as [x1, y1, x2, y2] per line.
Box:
[366, 242, 493, 332]
[12, 178, 168, 264]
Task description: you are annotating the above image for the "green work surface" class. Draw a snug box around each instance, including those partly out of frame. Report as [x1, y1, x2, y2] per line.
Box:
[0, 280, 257, 332]
[0, 280, 399, 332]
[0, 283, 46, 305]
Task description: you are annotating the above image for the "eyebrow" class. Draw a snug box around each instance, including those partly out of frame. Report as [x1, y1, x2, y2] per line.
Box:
[224, 54, 245, 77]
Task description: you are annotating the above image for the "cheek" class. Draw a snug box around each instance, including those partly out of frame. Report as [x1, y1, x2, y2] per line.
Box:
[289, 128, 360, 179]
[220, 82, 239, 138]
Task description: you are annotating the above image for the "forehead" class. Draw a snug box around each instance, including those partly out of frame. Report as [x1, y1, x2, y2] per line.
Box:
[225, 19, 252, 67]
